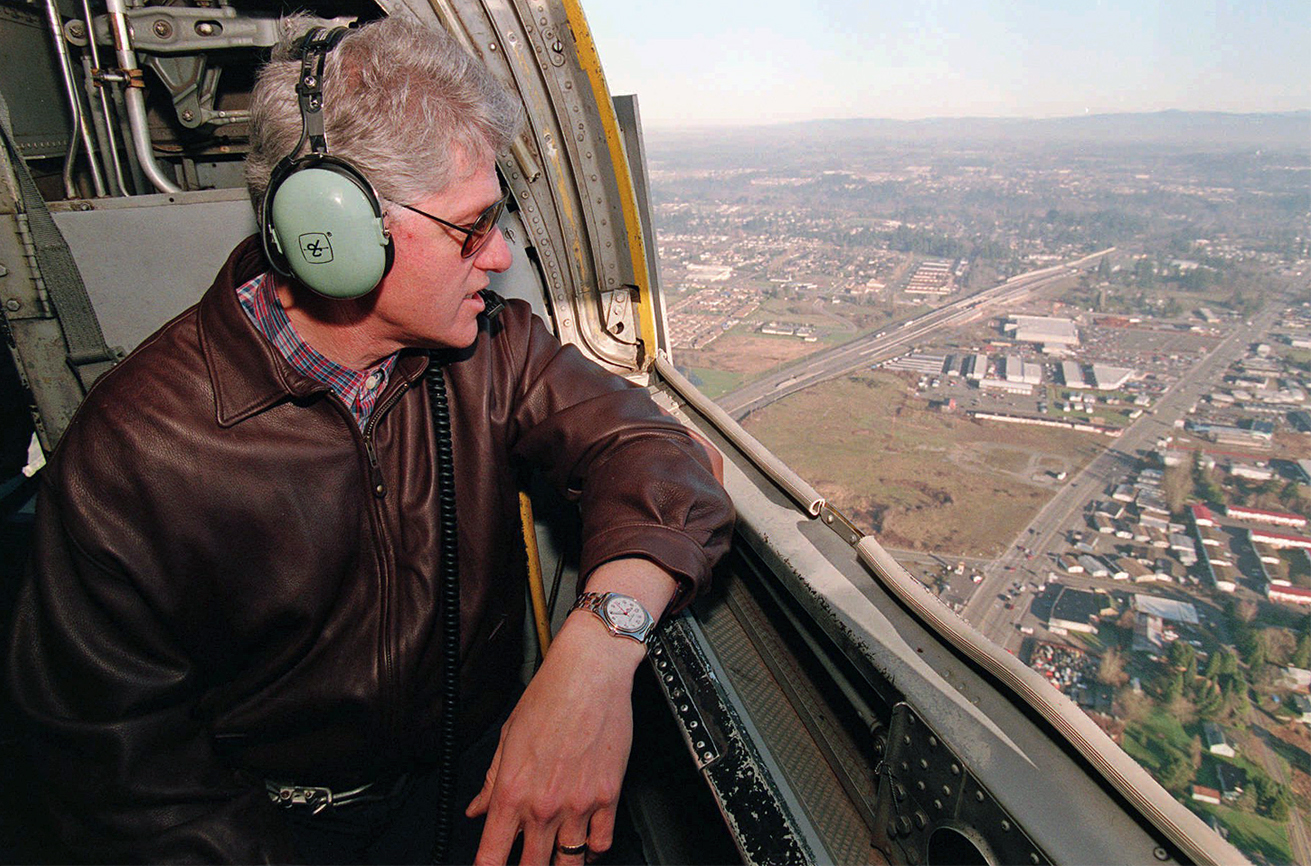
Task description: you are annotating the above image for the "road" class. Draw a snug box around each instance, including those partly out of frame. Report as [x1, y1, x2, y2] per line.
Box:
[717, 250, 1114, 420]
[963, 302, 1288, 650]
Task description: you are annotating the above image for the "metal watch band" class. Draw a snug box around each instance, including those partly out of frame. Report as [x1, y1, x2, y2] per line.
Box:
[571, 591, 657, 646]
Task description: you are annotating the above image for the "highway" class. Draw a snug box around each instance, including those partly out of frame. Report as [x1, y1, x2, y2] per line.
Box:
[717, 249, 1115, 420]
[963, 302, 1288, 650]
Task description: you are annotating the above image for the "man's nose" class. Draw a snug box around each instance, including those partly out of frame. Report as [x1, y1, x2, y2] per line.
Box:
[474, 227, 512, 273]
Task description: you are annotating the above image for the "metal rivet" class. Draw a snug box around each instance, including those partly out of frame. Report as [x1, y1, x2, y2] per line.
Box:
[919, 759, 928, 769]
[914, 811, 927, 829]
[975, 791, 985, 802]
[196, 21, 215, 36]
[942, 784, 951, 796]
[5, 299, 19, 311]
[702, 751, 713, 761]
[928, 736, 937, 747]
[688, 720, 698, 729]
[933, 798, 943, 810]
[1153, 847, 1169, 861]
[950, 763, 960, 775]
[152, 19, 172, 37]
[1031, 854, 1040, 865]
[696, 740, 705, 748]
[916, 780, 925, 792]
[374, 485, 383, 494]
[1001, 820, 1011, 832]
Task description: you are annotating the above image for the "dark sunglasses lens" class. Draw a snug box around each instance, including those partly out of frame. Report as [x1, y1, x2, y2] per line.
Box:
[462, 195, 506, 258]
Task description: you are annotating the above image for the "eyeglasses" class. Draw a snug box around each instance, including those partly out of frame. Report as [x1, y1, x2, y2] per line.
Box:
[397, 189, 509, 259]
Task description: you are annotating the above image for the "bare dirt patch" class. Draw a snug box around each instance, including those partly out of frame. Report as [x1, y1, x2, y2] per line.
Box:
[742, 372, 1104, 556]
[680, 331, 824, 375]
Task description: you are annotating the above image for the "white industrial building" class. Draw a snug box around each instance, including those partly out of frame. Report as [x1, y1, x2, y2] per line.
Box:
[1060, 361, 1088, 389]
[1006, 315, 1079, 349]
[685, 263, 733, 282]
[1002, 355, 1043, 386]
[1090, 364, 1135, 390]
[966, 353, 988, 381]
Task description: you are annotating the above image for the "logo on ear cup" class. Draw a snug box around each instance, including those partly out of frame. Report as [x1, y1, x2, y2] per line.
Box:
[298, 232, 334, 263]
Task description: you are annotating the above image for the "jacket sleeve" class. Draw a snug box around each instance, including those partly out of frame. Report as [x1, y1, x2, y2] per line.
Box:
[6, 477, 296, 864]
[497, 304, 735, 608]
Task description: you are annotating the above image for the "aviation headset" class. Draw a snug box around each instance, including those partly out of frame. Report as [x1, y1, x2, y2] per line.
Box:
[260, 26, 394, 299]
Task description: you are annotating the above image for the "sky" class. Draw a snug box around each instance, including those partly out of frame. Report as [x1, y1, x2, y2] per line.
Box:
[583, 0, 1311, 128]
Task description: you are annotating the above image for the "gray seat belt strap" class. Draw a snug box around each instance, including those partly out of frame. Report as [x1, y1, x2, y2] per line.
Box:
[0, 91, 119, 393]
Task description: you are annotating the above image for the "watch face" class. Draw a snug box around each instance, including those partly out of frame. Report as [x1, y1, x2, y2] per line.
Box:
[605, 596, 648, 632]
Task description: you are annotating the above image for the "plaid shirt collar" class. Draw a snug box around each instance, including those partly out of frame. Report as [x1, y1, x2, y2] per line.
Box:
[235, 273, 398, 429]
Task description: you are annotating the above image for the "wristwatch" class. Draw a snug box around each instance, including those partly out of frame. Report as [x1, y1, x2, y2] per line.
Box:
[571, 591, 658, 647]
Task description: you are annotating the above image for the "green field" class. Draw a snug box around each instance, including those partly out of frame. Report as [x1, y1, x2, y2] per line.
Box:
[1186, 801, 1293, 865]
[1121, 708, 1192, 774]
[682, 366, 746, 400]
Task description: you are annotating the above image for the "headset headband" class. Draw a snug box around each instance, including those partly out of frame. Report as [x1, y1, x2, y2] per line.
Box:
[293, 27, 349, 157]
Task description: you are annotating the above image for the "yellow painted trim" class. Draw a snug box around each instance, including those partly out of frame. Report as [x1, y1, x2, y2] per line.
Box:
[520, 490, 552, 657]
[559, 0, 659, 363]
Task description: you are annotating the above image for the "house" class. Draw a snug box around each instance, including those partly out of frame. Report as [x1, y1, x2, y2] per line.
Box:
[1203, 721, 1235, 758]
[1215, 763, 1246, 801]
[1294, 694, 1311, 725]
[1191, 786, 1222, 806]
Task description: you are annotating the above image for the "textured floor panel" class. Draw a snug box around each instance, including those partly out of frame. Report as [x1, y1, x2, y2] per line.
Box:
[699, 581, 886, 865]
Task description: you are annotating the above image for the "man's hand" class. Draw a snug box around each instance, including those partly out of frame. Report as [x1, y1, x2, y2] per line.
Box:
[466, 559, 677, 866]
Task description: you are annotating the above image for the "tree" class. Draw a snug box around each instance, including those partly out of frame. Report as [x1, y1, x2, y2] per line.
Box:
[1118, 686, 1150, 723]
[1259, 627, 1296, 667]
[1163, 465, 1193, 514]
[1241, 630, 1267, 669]
[1160, 670, 1185, 702]
[1158, 753, 1194, 792]
[1099, 648, 1128, 687]
[1169, 640, 1196, 672]
[1189, 735, 1203, 771]
[1293, 632, 1311, 669]
[1193, 678, 1224, 718]
[1166, 693, 1197, 726]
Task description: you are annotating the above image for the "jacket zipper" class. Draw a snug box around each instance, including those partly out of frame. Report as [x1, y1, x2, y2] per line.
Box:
[357, 379, 412, 750]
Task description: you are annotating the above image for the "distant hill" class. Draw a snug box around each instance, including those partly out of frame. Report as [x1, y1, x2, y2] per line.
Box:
[648, 110, 1311, 152]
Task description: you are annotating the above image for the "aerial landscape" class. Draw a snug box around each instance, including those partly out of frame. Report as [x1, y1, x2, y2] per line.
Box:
[651, 111, 1311, 865]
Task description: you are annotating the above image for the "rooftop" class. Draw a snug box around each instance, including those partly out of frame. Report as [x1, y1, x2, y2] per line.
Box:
[1133, 594, 1200, 625]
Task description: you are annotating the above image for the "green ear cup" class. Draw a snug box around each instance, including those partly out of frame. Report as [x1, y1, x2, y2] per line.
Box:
[269, 163, 391, 299]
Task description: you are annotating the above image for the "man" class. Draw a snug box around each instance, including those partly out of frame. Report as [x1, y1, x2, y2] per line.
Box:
[6, 15, 732, 865]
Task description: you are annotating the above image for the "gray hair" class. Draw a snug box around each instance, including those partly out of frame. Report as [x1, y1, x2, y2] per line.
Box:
[245, 14, 523, 215]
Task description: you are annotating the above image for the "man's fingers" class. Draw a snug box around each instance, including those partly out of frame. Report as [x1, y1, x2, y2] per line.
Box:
[585, 806, 616, 856]
[552, 817, 590, 866]
[471, 804, 521, 866]
[467, 738, 506, 818]
[519, 820, 557, 866]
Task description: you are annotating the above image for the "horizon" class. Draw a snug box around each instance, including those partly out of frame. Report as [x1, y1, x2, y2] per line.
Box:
[584, 1, 1311, 128]
[635, 107, 1311, 133]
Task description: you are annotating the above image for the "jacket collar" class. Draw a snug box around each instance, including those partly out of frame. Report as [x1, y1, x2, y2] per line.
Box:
[198, 236, 429, 428]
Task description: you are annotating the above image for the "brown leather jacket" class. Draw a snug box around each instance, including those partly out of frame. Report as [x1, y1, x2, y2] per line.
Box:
[6, 237, 734, 862]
